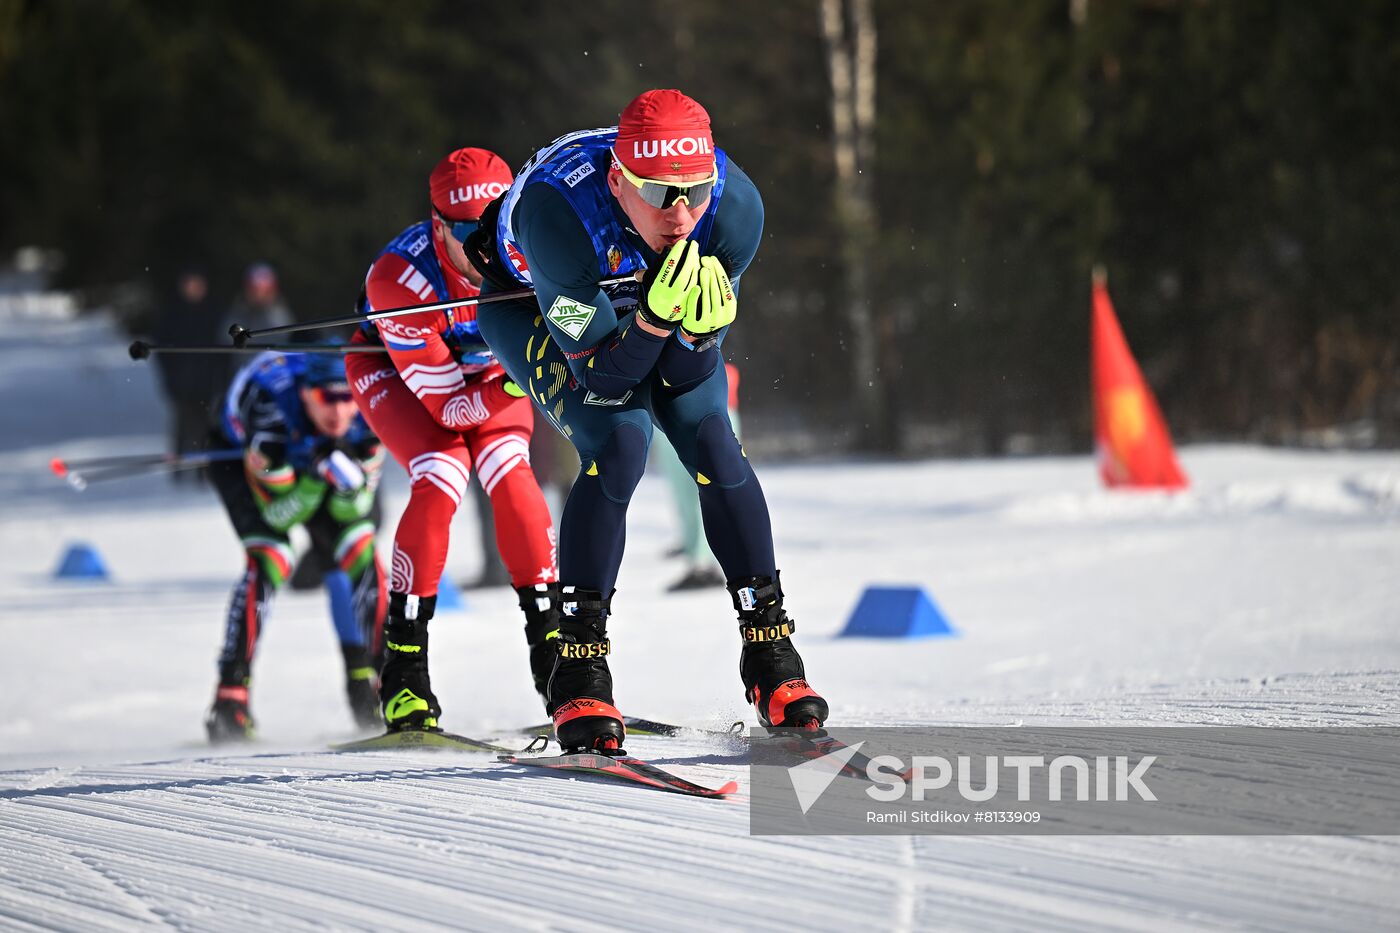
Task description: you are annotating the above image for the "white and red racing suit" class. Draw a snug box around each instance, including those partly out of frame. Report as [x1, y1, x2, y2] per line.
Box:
[346, 226, 556, 599]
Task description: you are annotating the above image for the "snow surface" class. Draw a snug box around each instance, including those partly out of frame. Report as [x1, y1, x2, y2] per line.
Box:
[2, 312, 1399, 931]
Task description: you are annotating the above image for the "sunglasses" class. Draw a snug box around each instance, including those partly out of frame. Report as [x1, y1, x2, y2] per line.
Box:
[610, 150, 717, 209]
[308, 386, 355, 405]
[435, 212, 480, 243]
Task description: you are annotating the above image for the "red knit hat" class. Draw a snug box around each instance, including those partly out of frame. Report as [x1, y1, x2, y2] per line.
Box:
[614, 89, 714, 178]
[429, 147, 513, 221]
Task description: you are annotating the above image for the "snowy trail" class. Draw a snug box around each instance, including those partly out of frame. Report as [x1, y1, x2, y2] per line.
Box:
[0, 741, 903, 932]
[2, 311, 1399, 930]
[3, 714, 1399, 932]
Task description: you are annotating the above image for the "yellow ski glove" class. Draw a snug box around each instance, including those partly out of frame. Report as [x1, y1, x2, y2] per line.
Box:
[681, 256, 737, 338]
[639, 240, 701, 330]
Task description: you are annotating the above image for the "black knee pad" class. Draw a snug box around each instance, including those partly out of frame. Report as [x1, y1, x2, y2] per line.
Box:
[594, 421, 650, 503]
[694, 413, 749, 487]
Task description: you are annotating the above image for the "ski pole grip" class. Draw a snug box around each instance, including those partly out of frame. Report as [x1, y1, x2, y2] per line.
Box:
[128, 340, 151, 360]
[228, 323, 250, 348]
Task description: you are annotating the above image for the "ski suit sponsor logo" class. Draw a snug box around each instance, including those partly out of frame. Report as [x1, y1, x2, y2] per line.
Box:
[631, 137, 713, 160]
[562, 347, 595, 361]
[354, 367, 396, 394]
[379, 319, 434, 351]
[406, 234, 430, 257]
[583, 390, 632, 406]
[379, 320, 436, 339]
[563, 162, 595, 188]
[547, 295, 597, 341]
[607, 245, 623, 272]
[449, 182, 508, 204]
[368, 389, 390, 410]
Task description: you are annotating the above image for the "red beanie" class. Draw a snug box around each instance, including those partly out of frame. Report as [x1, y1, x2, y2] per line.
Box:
[614, 89, 715, 178]
[429, 147, 513, 221]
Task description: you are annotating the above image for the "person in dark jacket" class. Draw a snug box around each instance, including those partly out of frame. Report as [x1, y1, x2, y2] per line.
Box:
[153, 268, 222, 482]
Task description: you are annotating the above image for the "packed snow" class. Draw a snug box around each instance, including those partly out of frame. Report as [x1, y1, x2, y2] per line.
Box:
[1, 311, 1398, 931]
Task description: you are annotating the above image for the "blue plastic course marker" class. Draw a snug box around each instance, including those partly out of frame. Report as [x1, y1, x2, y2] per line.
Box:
[839, 585, 955, 638]
[54, 542, 111, 581]
[435, 574, 466, 612]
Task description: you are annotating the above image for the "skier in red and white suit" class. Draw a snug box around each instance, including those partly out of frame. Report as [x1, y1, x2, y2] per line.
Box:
[345, 148, 559, 730]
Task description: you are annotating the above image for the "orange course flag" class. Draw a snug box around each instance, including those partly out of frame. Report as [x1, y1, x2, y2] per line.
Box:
[1091, 270, 1188, 490]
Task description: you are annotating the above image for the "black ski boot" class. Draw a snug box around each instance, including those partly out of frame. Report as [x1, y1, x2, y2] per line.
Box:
[730, 574, 829, 729]
[548, 586, 625, 752]
[206, 667, 255, 744]
[341, 644, 382, 730]
[516, 582, 560, 712]
[378, 592, 441, 732]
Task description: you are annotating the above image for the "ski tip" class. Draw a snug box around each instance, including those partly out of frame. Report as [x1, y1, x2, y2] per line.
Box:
[328, 735, 388, 751]
[678, 779, 739, 798]
[330, 730, 508, 753]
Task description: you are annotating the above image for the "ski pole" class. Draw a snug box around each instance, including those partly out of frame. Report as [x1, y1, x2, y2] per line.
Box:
[51, 452, 189, 471]
[227, 275, 638, 346]
[50, 449, 245, 490]
[58, 461, 196, 489]
[128, 341, 388, 360]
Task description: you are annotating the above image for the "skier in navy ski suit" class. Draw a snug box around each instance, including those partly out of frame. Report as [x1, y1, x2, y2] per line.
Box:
[464, 89, 829, 751]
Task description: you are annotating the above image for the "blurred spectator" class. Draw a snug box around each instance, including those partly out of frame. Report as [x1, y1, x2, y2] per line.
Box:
[227, 262, 293, 332]
[153, 267, 222, 481]
[220, 262, 295, 382]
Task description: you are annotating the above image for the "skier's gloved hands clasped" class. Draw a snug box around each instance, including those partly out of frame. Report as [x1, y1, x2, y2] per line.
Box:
[681, 256, 736, 339]
[638, 239, 701, 331]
